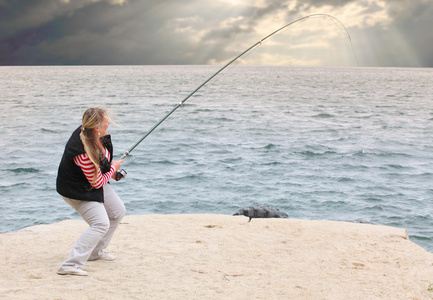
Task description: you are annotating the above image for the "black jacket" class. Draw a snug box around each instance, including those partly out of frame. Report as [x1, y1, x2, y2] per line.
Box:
[56, 126, 114, 202]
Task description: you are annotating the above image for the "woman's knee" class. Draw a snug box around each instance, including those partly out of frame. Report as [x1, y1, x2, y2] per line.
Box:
[111, 204, 126, 222]
[92, 220, 110, 235]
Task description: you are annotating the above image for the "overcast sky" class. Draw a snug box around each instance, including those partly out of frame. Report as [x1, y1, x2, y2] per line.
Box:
[0, 0, 431, 67]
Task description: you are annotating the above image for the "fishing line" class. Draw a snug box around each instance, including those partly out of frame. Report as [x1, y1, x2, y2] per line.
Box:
[120, 13, 355, 160]
[328, 16, 360, 68]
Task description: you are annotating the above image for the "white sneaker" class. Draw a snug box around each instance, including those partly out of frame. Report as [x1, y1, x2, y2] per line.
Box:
[57, 266, 88, 276]
[89, 252, 116, 261]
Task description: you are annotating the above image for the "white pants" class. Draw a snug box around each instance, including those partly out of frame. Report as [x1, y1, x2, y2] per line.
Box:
[59, 184, 125, 269]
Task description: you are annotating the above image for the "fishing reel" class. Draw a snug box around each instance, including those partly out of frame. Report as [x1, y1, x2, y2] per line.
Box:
[115, 169, 127, 181]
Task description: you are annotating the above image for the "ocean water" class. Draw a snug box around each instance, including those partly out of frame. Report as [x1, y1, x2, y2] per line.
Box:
[1, 65, 433, 252]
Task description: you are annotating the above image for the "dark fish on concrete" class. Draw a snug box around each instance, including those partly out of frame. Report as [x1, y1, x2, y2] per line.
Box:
[233, 205, 288, 222]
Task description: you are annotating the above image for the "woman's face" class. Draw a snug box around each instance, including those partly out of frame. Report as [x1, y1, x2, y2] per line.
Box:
[96, 116, 110, 137]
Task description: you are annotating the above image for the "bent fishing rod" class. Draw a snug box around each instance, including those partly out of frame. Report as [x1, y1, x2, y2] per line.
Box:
[120, 14, 352, 161]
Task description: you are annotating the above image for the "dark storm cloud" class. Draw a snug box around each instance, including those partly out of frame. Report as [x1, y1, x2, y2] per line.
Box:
[0, 0, 184, 64]
[0, 0, 432, 66]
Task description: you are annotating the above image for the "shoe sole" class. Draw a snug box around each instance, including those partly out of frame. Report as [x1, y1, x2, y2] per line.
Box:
[57, 270, 88, 276]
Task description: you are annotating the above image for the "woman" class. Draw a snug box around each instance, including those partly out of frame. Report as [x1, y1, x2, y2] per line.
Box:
[56, 107, 126, 276]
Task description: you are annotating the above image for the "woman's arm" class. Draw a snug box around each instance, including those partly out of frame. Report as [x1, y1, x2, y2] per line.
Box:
[73, 153, 116, 189]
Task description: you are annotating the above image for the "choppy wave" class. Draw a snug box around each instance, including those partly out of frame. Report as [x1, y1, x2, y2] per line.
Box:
[312, 113, 334, 118]
[41, 128, 56, 133]
[7, 168, 39, 173]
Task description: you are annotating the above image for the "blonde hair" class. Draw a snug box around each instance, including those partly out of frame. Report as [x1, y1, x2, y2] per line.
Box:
[80, 107, 115, 184]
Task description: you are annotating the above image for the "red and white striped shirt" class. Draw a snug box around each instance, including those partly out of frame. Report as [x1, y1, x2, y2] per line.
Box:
[73, 149, 116, 189]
